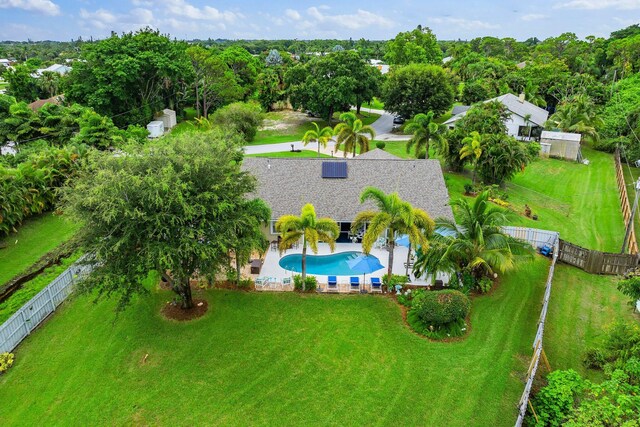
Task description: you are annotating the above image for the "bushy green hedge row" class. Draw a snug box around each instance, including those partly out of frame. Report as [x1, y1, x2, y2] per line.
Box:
[0, 144, 87, 236]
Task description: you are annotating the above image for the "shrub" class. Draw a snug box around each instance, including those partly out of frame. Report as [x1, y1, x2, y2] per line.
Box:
[408, 289, 470, 338]
[617, 272, 640, 308]
[525, 141, 541, 161]
[210, 101, 263, 142]
[383, 274, 409, 291]
[476, 277, 493, 294]
[293, 275, 317, 292]
[0, 352, 14, 374]
[583, 347, 608, 370]
[238, 278, 253, 289]
[416, 148, 427, 159]
[532, 369, 585, 427]
[375, 141, 386, 150]
[463, 183, 474, 195]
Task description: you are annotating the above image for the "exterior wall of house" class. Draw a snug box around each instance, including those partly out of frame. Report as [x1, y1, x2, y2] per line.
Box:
[541, 139, 581, 161]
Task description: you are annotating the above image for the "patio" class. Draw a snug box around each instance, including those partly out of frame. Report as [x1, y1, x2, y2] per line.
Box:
[252, 242, 450, 292]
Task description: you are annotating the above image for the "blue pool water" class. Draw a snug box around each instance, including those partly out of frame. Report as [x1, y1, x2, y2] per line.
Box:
[279, 251, 383, 276]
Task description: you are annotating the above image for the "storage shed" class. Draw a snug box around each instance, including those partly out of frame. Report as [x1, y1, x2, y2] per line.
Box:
[147, 121, 164, 138]
[540, 131, 582, 161]
[155, 109, 177, 131]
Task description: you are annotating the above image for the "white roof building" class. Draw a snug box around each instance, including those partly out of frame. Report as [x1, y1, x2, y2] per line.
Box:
[32, 64, 72, 77]
[444, 93, 549, 140]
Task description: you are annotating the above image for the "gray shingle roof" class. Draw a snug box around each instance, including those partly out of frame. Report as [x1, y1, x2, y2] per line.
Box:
[444, 93, 549, 126]
[242, 154, 454, 222]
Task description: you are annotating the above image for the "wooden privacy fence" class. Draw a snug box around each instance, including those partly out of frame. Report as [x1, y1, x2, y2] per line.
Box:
[0, 258, 92, 353]
[614, 149, 639, 255]
[557, 240, 639, 275]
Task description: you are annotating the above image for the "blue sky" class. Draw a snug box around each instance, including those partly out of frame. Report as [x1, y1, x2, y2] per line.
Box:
[0, 0, 639, 41]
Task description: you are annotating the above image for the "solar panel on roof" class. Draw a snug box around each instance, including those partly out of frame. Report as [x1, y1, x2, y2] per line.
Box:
[321, 161, 347, 179]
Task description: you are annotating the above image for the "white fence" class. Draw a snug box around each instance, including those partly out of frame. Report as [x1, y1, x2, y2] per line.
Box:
[0, 258, 92, 353]
[502, 227, 560, 427]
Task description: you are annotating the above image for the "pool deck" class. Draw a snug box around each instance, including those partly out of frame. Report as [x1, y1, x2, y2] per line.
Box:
[255, 242, 449, 292]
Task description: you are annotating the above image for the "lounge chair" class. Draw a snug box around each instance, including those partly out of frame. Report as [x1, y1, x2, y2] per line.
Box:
[370, 277, 382, 292]
[255, 276, 272, 290]
[350, 276, 360, 292]
[327, 276, 338, 292]
[282, 277, 292, 289]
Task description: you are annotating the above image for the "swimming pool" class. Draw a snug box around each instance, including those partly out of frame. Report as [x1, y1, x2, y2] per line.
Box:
[279, 251, 383, 276]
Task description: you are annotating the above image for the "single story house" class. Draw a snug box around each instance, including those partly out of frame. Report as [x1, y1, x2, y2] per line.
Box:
[540, 131, 582, 161]
[32, 64, 72, 77]
[27, 95, 64, 111]
[242, 149, 454, 242]
[444, 93, 549, 141]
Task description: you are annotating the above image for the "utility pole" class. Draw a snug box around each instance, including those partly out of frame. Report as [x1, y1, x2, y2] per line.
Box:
[621, 177, 640, 253]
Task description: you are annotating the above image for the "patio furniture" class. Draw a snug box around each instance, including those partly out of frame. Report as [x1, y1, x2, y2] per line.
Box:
[539, 244, 553, 257]
[327, 276, 338, 292]
[255, 276, 272, 290]
[370, 277, 382, 292]
[250, 259, 262, 274]
[350, 276, 360, 292]
[270, 240, 278, 251]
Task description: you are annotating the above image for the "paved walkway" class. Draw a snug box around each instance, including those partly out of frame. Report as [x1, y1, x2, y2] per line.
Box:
[244, 108, 410, 157]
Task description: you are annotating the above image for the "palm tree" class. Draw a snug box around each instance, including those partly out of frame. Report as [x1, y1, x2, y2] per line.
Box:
[413, 191, 534, 283]
[38, 71, 59, 98]
[276, 204, 340, 290]
[302, 122, 334, 157]
[546, 93, 603, 143]
[405, 111, 447, 159]
[333, 112, 376, 158]
[230, 199, 271, 287]
[524, 82, 547, 108]
[459, 131, 483, 184]
[352, 187, 435, 281]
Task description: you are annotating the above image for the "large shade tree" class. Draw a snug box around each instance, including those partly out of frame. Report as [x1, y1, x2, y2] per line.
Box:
[63, 130, 260, 310]
[352, 187, 435, 281]
[276, 204, 339, 290]
[333, 112, 376, 157]
[65, 28, 193, 127]
[413, 192, 533, 283]
[384, 25, 443, 65]
[381, 63, 454, 118]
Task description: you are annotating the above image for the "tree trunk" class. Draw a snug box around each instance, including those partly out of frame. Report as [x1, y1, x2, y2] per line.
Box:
[195, 83, 200, 118]
[301, 238, 307, 291]
[356, 102, 362, 114]
[177, 276, 194, 309]
[387, 234, 395, 285]
[425, 141, 430, 160]
[405, 243, 412, 278]
[235, 252, 242, 287]
[328, 105, 334, 126]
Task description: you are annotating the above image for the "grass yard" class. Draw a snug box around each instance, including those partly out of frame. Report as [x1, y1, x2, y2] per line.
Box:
[0, 213, 78, 286]
[544, 264, 639, 381]
[245, 150, 331, 158]
[251, 111, 380, 146]
[0, 257, 549, 426]
[367, 144, 622, 251]
[361, 97, 385, 110]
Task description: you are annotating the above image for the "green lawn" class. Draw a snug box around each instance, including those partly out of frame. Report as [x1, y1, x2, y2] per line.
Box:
[376, 144, 623, 251]
[544, 264, 640, 381]
[245, 150, 331, 158]
[0, 257, 548, 426]
[0, 213, 78, 286]
[251, 111, 380, 146]
[361, 97, 385, 110]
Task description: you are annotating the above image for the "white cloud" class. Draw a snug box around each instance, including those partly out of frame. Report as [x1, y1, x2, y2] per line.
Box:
[131, 0, 152, 6]
[554, 0, 640, 9]
[428, 17, 499, 30]
[79, 8, 118, 29]
[0, 0, 60, 16]
[521, 13, 546, 21]
[285, 8, 301, 20]
[303, 7, 394, 30]
[162, 0, 239, 22]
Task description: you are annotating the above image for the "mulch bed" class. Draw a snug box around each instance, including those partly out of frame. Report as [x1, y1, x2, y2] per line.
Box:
[161, 299, 208, 321]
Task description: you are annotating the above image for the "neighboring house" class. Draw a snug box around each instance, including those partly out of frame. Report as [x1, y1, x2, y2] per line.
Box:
[32, 64, 72, 77]
[540, 131, 582, 161]
[0, 59, 11, 67]
[516, 61, 528, 69]
[242, 149, 454, 242]
[442, 56, 453, 64]
[369, 59, 389, 74]
[27, 95, 64, 111]
[444, 93, 549, 141]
